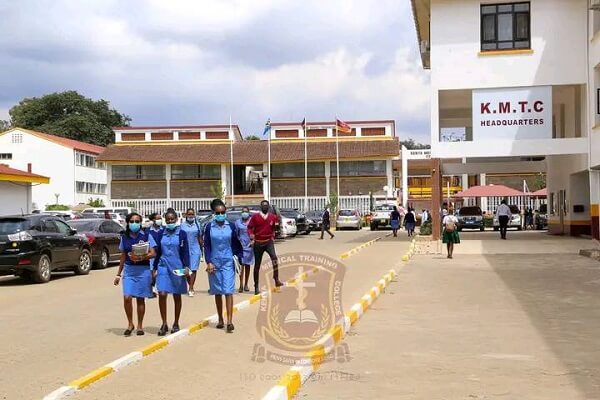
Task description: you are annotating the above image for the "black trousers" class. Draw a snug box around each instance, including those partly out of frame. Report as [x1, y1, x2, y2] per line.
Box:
[320, 223, 334, 239]
[253, 240, 279, 288]
[499, 215, 510, 239]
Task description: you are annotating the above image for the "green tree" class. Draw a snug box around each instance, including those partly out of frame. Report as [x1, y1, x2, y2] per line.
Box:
[400, 138, 430, 150]
[210, 180, 225, 200]
[533, 173, 546, 191]
[245, 135, 261, 140]
[9, 91, 131, 146]
[87, 198, 105, 207]
[0, 120, 10, 132]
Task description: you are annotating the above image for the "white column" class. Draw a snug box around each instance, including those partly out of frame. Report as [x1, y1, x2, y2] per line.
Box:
[401, 146, 408, 208]
[106, 164, 112, 206]
[325, 161, 331, 199]
[221, 163, 228, 196]
[26, 184, 32, 213]
[144, 131, 151, 141]
[356, 127, 362, 137]
[327, 128, 333, 138]
[263, 162, 270, 199]
[480, 173, 488, 213]
[384, 125, 391, 136]
[386, 159, 394, 198]
[115, 131, 122, 142]
[173, 131, 179, 141]
[299, 128, 304, 138]
[165, 164, 172, 207]
[200, 131, 206, 140]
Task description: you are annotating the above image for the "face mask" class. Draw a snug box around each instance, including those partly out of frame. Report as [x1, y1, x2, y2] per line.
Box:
[215, 214, 226, 222]
[129, 222, 141, 233]
[186, 217, 195, 223]
[261, 207, 269, 214]
[241, 212, 250, 220]
[154, 219, 163, 227]
[166, 223, 177, 230]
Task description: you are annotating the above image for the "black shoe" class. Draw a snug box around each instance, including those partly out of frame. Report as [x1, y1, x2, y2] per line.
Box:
[254, 287, 260, 295]
[216, 322, 225, 329]
[124, 327, 134, 337]
[239, 286, 244, 293]
[226, 323, 235, 333]
[244, 285, 250, 292]
[136, 329, 145, 336]
[158, 324, 169, 336]
[171, 324, 180, 334]
[274, 280, 284, 288]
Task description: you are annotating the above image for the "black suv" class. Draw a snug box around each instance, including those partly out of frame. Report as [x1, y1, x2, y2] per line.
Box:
[456, 206, 484, 231]
[0, 215, 92, 283]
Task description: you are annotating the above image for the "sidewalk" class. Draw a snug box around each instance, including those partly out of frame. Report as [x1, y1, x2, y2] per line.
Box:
[299, 235, 600, 399]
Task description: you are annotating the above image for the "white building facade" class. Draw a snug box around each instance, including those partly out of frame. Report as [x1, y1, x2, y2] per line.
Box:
[412, 0, 600, 239]
[0, 128, 107, 210]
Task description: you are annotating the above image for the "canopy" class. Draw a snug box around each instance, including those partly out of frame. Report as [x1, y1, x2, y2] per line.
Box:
[530, 188, 547, 197]
[454, 184, 524, 198]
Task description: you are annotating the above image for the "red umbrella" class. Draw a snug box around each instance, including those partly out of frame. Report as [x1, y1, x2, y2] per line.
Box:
[455, 184, 525, 198]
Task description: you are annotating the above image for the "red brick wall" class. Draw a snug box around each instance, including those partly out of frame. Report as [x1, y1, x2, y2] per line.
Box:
[307, 129, 327, 137]
[151, 132, 173, 140]
[362, 127, 385, 136]
[271, 178, 326, 197]
[111, 182, 166, 199]
[275, 129, 299, 138]
[179, 132, 201, 140]
[121, 133, 145, 141]
[206, 131, 229, 140]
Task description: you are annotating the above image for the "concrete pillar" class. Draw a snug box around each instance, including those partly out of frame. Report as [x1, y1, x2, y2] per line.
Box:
[144, 131, 151, 141]
[356, 127, 362, 137]
[221, 164, 228, 196]
[462, 174, 469, 205]
[431, 158, 442, 241]
[165, 164, 172, 207]
[327, 128, 333, 138]
[115, 132, 122, 142]
[106, 165, 112, 206]
[480, 173, 488, 213]
[386, 159, 394, 198]
[325, 161, 331, 199]
[298, 128, 304, 138]
[200, 131, 206, 140]
[262, 162, 270, 200]
[590, 170, 600, 240]
[173, 131, 179, 141]
[401, 146, 408, 208]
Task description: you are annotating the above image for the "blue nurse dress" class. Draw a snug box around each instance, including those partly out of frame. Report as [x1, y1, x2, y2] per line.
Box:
[203, 220, 243, 295]
[154, 227, 190, 295]
[180, 220, 202, 271]
[234, 219, 254, 266]
[119, 231, 157, 298]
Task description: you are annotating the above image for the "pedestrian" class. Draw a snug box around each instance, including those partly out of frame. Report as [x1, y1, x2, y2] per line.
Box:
[525, 208, 534, 230]
[404, 207, 416, 237]
[248, 200, 284, 295]
[235, 206, 254, 293]
[390, 206, 401, 237]
[398, 205, 407, 228]
[147, 212, 164, 298]
[180, 208, 202, 297]
[153, 210, 189, 336]
[421, 209, 429, 224]
[104, 210, 111, 220]
[442, 208, 460, 259]
[319, 206, 335, 240]
[204, 199, 243, 333]
[496, 200, 512, 240]
[113, 212, 156, 336]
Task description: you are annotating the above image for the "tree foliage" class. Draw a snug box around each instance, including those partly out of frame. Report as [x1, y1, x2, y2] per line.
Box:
[245, 135, 261, 140]
[9, 91, 131, 146]
[0, 120, 10, 132]
[400, 138, 430, 150]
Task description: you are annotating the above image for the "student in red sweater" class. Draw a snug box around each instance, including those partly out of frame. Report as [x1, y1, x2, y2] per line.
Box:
[248, 200, 284, 294]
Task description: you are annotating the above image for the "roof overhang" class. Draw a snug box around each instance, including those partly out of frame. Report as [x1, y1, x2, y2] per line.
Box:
[410, 0, 431, 69]
[0, 173, 50, 184]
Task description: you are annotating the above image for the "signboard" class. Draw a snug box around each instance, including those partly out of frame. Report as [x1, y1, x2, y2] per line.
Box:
[472, 86, 552, 141]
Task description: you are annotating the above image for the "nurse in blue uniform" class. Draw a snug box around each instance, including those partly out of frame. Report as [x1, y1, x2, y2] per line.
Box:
[147, 212, 164, 297]
[235, 207, 254, 293]
[180, 208, 202, 297]
[153, 211, 190, 336]
[113, 212, 157, 336]
[204, 199, 243, 333]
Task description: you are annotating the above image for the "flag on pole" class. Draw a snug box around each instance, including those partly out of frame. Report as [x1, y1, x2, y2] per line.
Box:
[335, 118, 352, 134]
[300, 118, 307, 132]
[262, 118, 271, 137]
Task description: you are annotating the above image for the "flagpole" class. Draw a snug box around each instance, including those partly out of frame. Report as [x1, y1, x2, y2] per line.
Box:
[230, 115, 234, 206]
[304, 118, 308, 212]
[268, 122, 271, 202]
[335, 118, 340, 209]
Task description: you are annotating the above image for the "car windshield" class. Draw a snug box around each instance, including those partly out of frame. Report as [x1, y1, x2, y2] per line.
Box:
[375, 205, 394, 211]
[458, 207, 482, 216]
[306, 211, 323, 218]
[509, 205, 520, 214]
[67, 220, 99, 232]
[338, 210, 354, 216]
[0, 218, 31, 234]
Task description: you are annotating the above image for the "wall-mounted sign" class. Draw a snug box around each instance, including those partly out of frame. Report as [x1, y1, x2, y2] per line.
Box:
[472, 86, 552, 141]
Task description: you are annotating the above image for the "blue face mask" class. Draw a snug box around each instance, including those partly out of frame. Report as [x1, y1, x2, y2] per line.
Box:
[129, 222, 141, 233]
[215, 214, 226, 222]
[166, 223, 177, 230]
[241, 212, 250, 220]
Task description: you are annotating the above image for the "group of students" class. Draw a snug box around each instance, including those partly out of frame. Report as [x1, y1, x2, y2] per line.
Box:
[389, 206, 422, 238]
[113, 199, 283, 336]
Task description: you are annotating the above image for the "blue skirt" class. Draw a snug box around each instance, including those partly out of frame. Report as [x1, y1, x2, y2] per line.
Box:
[208, 258, 236, 295]
[391, 220, 400, 229]
[123, 264, 152, 298]
[156, 266, 188, 295]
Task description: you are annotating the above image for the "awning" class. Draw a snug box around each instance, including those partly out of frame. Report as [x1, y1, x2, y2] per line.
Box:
[0, 164, 49, 184]
[455, 184, 524, 198]
[530, 188, 547, 197]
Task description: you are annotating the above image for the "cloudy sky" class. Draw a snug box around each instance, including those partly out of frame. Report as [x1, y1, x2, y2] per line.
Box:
[0, 0, 430, 143]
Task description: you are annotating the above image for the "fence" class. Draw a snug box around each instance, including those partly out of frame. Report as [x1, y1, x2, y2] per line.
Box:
[111, 198, 212, 217]
[461, 196, 547, 214]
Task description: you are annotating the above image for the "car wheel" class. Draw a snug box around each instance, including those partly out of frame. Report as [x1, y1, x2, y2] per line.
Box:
[31, 254, 52, 283]
[303, 230, 310, 235]
[74, 249, 92, 275]
[517, 226, 522, 231]
[97, 248, 109, 269]
[370, 224, 377, 231]
[480, 227, 485, 232]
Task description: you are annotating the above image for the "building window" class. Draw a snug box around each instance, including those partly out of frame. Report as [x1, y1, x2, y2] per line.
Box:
[171, 164, 221, 180]
[11, 132, 23, 144]
[113, 165, 165, 180]
[0, 153, 12, 160]
[75, 152, 104, 168]
[272, 162, 325, 178]
[75, 181, 107, 194]
[481, 2, 530, 51]
[331, 161, 386, 177]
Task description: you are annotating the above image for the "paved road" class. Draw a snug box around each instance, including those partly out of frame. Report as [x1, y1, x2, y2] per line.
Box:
[0, 229, 408, 399]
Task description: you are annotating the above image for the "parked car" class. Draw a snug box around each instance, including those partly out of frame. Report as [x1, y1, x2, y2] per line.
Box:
[456, 206, 484, 231]
[67, 219, 123, 269]
[0, 215, 92, 283]
[280, 208, 309, 235]
[370, 204, 395, 230]
[493, 205, 522, 231]
[38, 210, 81, 221]
[535, 204, 548, 230]
[82, 207, 136, 217]
[305, 210, 323, 231]
[279, 213, 297, 238]
[229, 204, 283, 238]
[336, 209, 362, 230]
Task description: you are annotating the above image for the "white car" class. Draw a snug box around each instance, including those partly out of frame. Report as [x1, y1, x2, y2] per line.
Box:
[493, 205, 522, 231]
[280, 215, 297, 238]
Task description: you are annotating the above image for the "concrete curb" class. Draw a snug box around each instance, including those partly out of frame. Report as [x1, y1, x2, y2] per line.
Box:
[340, 233, 391, 259]
[261, 269, 397, 400]
[42, 235, 386, 400]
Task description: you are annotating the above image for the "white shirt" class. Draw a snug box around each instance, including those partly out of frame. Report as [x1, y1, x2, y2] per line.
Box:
[442, 215, 458, 226]
[421, 211, 428, 222]
[496, 204, 512, 218]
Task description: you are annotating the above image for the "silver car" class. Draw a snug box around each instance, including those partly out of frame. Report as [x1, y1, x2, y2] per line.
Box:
[336, 209, 362, 230]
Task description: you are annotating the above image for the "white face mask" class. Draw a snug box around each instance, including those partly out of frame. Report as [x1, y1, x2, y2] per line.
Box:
[154, 219, 163, 226]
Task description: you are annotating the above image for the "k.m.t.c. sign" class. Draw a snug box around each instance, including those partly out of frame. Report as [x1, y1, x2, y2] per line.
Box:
[472, 86, 552, 141]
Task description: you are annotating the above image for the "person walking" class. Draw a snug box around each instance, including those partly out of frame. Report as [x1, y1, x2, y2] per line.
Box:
[248, 200, 284, 295]
[404, 207, 416, 237]
[421, 209, 429, 225]
[496, 200, 512, 240]
[113, 212, 156, 336]
[319, 206, 335, 240]
[235, 206, 254, 293]
[147, 212, 164, 298]
[180, 208, 202, 297]
[442, 208, 460, 259]
[390, 206, 401, 237]
[398, 205, 407, 229]
[153, 210, 189, 336]
[204, 199, 243, 333]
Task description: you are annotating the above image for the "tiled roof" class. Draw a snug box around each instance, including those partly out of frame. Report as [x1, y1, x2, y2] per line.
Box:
[97, 138, 400, 163]
[4, 128, 105, 154]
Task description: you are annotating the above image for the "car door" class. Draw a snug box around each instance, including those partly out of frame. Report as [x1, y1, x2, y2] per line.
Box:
[54, 219, 82, 266]
[100, 221, 122, 259]
[41, 219, 66, 266]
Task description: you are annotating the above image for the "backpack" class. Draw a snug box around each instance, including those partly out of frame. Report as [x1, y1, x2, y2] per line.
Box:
[445, 218, 456, 232]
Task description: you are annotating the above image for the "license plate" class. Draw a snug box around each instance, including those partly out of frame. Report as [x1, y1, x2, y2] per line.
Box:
[344, 217, 351, 221]
[382, 219, 387, 224]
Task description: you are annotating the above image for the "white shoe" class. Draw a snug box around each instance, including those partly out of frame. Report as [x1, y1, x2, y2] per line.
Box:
[188, 290, 195, 297]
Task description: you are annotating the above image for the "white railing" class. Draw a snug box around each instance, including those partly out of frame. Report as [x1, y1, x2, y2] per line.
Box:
[111, 198, 212, 216]
[461, 196, 547, 214]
